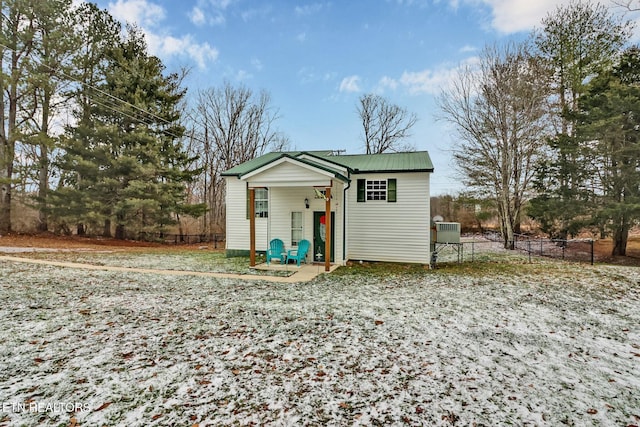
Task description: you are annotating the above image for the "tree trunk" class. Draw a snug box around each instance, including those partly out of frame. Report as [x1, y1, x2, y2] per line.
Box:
[499, 200, 515, 250]
[0, 180, 11, 234]
[77, 223, 85, 235]
[115, 224, 125, 240]
[37, 142, 49, 232]
[103, 219, 112, 237]
[611, 223, 629, 256]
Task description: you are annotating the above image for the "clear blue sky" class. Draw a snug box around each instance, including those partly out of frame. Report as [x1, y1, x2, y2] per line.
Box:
[89, 0, 636, 195]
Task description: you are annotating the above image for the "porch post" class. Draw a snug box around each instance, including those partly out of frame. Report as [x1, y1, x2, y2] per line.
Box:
[249, 187, 256, 267]
[325, 186, 331, 272]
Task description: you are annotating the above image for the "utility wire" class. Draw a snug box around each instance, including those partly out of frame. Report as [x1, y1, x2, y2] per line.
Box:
[0, 41, 208, 146]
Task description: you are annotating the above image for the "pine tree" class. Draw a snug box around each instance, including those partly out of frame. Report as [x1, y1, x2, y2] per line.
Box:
[529, 1, 633, 239]
[52, 26, 203, 238]
[576, 47, 640, 255]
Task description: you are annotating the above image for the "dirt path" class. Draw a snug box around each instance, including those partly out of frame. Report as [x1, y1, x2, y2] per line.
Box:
[0, 255, 328, 283]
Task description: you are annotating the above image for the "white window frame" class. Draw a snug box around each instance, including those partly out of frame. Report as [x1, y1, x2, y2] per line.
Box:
[366, 179, 387, 201]
[291, 211, 303, 247]
[255, 188, 268, 218]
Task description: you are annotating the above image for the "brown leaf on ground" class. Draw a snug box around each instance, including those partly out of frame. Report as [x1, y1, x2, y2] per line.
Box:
[94, 402, 111, 411]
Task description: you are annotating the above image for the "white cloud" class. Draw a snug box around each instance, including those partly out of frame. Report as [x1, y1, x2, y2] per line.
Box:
[186, 43, 220, 69]
[339, 75, 361, 93]
[108, 0, 165, 27]
[475, 0, 574, 34]
[400, 56, 479, 95]
[234, 69, 253, 81]
[376, 76, 399, 92]
[146, 33, 219, 69]
[459, 44, 477, 53]
[189, 7, 206, 26]
[106, 0, 219, 69]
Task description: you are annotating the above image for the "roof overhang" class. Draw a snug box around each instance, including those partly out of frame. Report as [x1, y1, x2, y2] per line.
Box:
[239, 155, 349, 188]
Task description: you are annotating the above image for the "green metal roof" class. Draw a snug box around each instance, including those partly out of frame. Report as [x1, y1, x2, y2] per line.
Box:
[326, 151, 433, 173]
[221, 150, 434, 177]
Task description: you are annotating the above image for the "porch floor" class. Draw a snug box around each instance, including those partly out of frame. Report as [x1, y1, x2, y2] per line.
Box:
[253, 261, 340, 282]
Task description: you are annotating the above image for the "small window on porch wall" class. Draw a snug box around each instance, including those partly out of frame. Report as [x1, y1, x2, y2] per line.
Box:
[291, 212, 303, 246]
[246, 187, 269, 218]
[357, 179, 396, 202]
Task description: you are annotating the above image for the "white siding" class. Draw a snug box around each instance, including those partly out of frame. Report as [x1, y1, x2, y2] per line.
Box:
[266, 184, 344, 263]
[224, 177, 268, 251]
[246, 160, 333, 187]
[346, 172, 430, 263]
[225, 176, 345, 262]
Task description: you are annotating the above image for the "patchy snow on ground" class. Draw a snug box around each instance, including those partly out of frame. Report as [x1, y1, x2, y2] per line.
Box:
[0, 250, 290, 277]
[0, 256, 639, 426]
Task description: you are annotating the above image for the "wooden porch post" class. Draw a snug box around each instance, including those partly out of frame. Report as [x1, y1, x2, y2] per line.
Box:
[324, 186, 331, 272]
[249, 188, 256, 266]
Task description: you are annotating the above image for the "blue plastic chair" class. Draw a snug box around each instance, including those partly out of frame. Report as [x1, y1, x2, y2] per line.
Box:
[286, 239, 310, 266]
[266, 238, 286, 265]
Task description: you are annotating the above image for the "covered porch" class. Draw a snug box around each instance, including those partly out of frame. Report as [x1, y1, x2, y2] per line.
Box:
[241, 155, 349, 272]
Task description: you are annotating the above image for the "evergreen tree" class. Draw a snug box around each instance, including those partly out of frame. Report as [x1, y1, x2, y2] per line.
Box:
[47, 3, 121, 235]
[23, 0, 79, 232]
[52, 26, 203, 238]
[529, 1, 633, 238]
[576, 47, 640, 255]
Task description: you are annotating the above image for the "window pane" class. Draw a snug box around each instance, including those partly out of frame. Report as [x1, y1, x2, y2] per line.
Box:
[293, 213, 303, 228]
[254, 188, 268, 218]
[291, 212, 303, 246]
[366, 180, 387, 201]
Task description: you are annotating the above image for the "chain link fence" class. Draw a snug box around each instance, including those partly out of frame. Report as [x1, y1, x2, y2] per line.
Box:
[137, 232, 226, 248]
[433, 231, 595, 265]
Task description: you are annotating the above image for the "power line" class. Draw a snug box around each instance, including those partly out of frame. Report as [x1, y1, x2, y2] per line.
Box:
[0, 41, 207, 146]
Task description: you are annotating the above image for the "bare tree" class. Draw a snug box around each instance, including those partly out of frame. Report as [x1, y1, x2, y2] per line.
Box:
[189, 81, 289, 234]
[612, 0, 640, 11]
[357, 93, 417, 154]
[437, 42, 551, 249]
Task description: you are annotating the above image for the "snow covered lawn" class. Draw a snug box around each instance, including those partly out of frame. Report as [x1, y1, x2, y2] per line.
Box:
[0, 256, 638, 426]
[1, 250, 289, 276]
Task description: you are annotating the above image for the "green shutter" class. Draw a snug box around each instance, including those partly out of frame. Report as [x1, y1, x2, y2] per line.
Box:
[357, 179, 365, 202]
[387, 178, 396, 202]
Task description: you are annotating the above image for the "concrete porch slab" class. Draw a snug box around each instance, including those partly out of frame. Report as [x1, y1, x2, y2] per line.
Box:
[253, 262, 340, 282]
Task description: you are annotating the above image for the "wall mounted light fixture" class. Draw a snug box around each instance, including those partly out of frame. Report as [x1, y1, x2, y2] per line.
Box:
[304, 198, 309, 209]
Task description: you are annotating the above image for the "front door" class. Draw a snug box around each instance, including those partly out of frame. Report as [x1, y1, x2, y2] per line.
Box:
[313, 211, 335, 263]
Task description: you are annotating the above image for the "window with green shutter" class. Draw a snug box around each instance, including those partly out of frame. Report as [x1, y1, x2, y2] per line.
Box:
[357, 179, 366, 202]
[387, 178, 396, 202]
[356, 178, 397, 202]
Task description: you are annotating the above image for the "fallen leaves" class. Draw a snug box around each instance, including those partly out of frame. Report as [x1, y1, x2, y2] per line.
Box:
[94, 402, 111, 412]
[3, 254, 639, 426]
